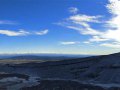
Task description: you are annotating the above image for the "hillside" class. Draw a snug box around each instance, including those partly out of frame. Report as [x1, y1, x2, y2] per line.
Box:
[9, 52, 120, 84]
[1, 52, 120, 89]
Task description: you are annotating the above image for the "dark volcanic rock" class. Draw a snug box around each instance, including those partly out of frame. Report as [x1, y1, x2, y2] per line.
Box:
[21, 80, 105, 90]
[0, 73, 29, 80]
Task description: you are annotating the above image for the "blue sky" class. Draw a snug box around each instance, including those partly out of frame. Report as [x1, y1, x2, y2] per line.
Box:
[0, 0, 120, 55]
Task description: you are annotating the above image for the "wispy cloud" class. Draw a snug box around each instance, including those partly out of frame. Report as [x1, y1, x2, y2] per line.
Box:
[0, 29, 30, 36]
[0, 29, 49, 36]
[69, 7, 79, 14]
[58, 0, 120, 48]
[35, 29, 49, 35]
[0, 20, 17, 25]
[100, 42, 120, 48]
[60, 41, 80, 45]
[69, 14, 101, 23]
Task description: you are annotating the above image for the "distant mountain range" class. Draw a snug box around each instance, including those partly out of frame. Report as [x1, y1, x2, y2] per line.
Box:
[0, 54, 92, 60]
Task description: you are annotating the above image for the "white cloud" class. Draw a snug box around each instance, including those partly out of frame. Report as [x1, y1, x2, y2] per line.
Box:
[69, 14, 101, 23]
[100, 42, 120, 48]
[89, 36, 109, 42]
[0, 20, 17, 25]
[66, 25, 102, 35]
[0, 29, 49, 36]
[90, 0, 120, 44]
[35, 29, 49, 35]
[0, 29, 30, 36]
[60, 41, 80, 45]
[69, 7, 79, 14]
[64, 14, 103, 36]
[58, 0, 120, 48]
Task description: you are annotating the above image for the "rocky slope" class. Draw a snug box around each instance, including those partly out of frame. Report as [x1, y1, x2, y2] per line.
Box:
[1, 52, 120, 89]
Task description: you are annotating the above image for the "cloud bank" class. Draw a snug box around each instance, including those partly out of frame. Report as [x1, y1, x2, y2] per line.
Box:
[59, 0, 120, 48]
